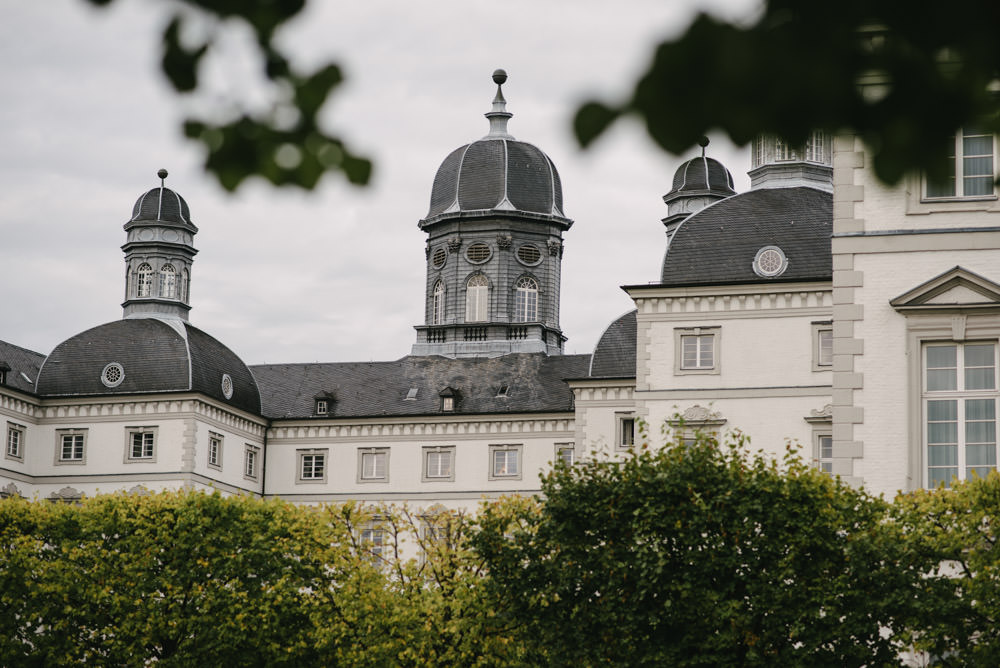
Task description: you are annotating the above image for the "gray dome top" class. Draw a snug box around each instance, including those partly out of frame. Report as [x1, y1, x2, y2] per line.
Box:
[422, 71, 567, 224]
[663, 155, 737, 205]
[589, 310, 637, 378]
[661, 187, 832, 286]
[36, 319, 260, 414]
[129, 172, 194, 228]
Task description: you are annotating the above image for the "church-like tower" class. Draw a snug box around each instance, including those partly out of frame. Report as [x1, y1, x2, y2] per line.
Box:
[121, 169, 198, 320]
[411, 71, 572, 358]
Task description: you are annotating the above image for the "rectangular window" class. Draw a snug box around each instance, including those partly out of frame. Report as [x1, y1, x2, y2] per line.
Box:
[129, 431, 155, 460]
[925, 128, 996, 199]
[423, 446, 455, 481]
[298, 449, 327, 483]
[360, 527, 385, 560]
[812, 322, 833, 370]
[5, 423, 24, 462]
[816, 434, 834, 474]
[56, 429, 87, 465]
[617, 415, 636, 450]
[490, 444, 522, 480]
[208, 432, 223, 470]
[244, 444, 260, 481]
[924, 342, 998, 487]
[315, 399, 328, 415]
[358, 448, 389, 482]
[675, 327, 720, 374]
[555, 443, 575, 467]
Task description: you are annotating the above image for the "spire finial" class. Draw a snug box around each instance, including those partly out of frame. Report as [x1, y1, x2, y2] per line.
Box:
[698, 136, 710, 158]
[484, 69, 514, 139]
[157, 168, 168, 187]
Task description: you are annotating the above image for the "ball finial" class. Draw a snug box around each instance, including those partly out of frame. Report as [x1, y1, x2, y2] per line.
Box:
[698, 136, 710, 149]
[157, 168, 168, 181]
[492, 69, 507, 85]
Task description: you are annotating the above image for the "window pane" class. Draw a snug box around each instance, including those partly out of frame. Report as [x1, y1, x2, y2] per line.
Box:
[928, 422, 958, 444]
[927, 345, 957, 367]
[927, 345, 958, 390]
[965, 398, 996, 421]
[928, 444, 957, 466]
[928, 466, 956, 488]
[966, 444, 996, 467]
[818, 330, 833, 366]
[963, 134, 993, 155]
[927, 399, 957, 421]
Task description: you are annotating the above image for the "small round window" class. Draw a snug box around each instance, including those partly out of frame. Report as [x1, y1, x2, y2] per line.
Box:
[465, 242, 492, 264]
[101, 362, 125, 388]
[516, 244, 542, 266]
[221, 373, 234, 400]
[753, 245, 788, 277]
[432, 247, 447, 269]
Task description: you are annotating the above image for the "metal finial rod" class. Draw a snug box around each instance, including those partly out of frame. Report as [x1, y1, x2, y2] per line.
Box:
[157, 168, 168, 187]
[484, 69, 514, 139]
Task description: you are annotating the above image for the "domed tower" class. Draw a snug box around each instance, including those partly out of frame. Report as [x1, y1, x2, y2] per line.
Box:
[412, 70, 572, 358]
[661, 138, 737, 248]
[121, 169, 198, 320]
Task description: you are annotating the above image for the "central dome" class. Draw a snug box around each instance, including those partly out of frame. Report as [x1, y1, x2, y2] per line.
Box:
[422, 70, 566, 224]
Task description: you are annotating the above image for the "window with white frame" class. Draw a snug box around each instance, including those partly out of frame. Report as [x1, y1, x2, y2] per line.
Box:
[617, 415, 636, 450]
[125, 428, 156, 462]
[925, 128, 996, 199]
[160, 264, 176, 298]
[244, 444, 260, 481]
[675, 327, 720, 374]
[56, 429, 87, 465]
[208, 432, 223, 470]
[6, 423, 24, 462]
[555, 443, 575, 467]
[136, 263, 153, 297]
[465, 274, 489, 322]
[514, 276, 538, 322]
[490, 444, 521, 479]
[816, 434, 834, 474]
[359, 526, 385, 560]
[297, 449, 327, 483]
[358, 448, 388, 482]
[924, 342, 998, 487]
[813, 322, 833, 370]
[432, 280, 445, 325]
[422, 446, 455, 482]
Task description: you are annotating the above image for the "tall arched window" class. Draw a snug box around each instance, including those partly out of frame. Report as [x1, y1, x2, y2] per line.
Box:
[160, 264, 176, 298]
[466, 275, 489, 323]
[432, 280, 445, 325]
[136, 263, 153, 297]
[514, 276, 538, 322]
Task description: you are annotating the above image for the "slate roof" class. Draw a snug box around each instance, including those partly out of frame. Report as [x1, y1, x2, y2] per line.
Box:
[423, 139, 567, 222]
[660, 186, 832, 286]
[35, 319, 260, 414]
[251, 353, 591, 420]
[663, 156, 736, 204]
[589, 310, 637, 378]
[0, 340, 46, 394]
[129, 185, 196, 230]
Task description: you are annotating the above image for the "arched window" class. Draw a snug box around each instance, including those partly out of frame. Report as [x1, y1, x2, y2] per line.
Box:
[514, 277, 538, 322]
[465, 274, 489, 323]
[432, 280, 445, 325]
[160, 264, 176, 298]
[180, 269, 189, 301]
[136, 263, 153, 297]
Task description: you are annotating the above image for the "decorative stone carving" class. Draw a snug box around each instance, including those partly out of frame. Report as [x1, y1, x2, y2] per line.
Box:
[128, 485, 151, 496]
[0, 482, 21, 498]
[447, 236, 463, 253]
[496, 234, 512, 249]
[425, 243, 431, 258]
[547, 240, 563, 256]
[49, 486, 82, 502]
[805, 404, 834, 423]
[682, 405, 722, 421]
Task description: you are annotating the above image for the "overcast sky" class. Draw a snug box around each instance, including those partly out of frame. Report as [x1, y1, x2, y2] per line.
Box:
[1, 0, 759, 366]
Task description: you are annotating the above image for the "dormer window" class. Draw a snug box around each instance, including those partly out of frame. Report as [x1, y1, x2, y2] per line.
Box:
[0, 362, 9, 385]
[442, 397, 454, 411]
[315, 399, 328, 415]
[405, 388, 419, 401]
[496, 384, 510, 398]
[314, 392, 335, 416]
[439, 387, 459, 412]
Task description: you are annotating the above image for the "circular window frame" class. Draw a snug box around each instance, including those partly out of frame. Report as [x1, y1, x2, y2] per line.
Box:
[515, 244, 542, 266]
[753, 245, 788, 277]
[221, 373, 234, 400]
[101, 362, 125, 388]
[431, 247, 447, 269]
[465, 242, 492, 264]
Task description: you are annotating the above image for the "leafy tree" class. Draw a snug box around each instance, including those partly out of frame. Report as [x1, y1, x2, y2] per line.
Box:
[473, 429, 919, 666]
[574, 0, 1000, 186]
[893, 473, 1000, 666]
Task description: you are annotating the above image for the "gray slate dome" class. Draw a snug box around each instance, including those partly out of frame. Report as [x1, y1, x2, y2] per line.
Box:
[36, 319, 260, 414]
[661, 187, 832, 286]
[589, 310, 637, 378]
[130, 186, 194, 228]
[663, 155, 737, 205]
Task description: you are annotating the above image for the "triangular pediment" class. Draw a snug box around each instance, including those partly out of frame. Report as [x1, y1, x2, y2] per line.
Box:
[891, 266, 1000, 312]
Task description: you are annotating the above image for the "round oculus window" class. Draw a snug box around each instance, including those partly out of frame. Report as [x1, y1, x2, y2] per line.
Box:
[465, 242, 492, 263]
[221, 373, 234, 399]
[101, 362, 125, 388]
[753, 246, 788, 277]
[432, 247, 447, 269]
[516, 244, 542, 265]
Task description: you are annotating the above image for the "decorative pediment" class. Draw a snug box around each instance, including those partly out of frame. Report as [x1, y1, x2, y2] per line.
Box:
[891, 266, 1000, 314]
[805, 404, 833, 424]
[128, 485, 151, 496]
[668, 405, 727, 427]
[49, 486, 82, 502]
[0, 482, 21, 498]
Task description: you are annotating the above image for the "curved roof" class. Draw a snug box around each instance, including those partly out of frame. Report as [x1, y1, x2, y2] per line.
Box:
[36, 319, 260, 414]
[130, 186, 195, 229]
[663, 156, 736, 204]
[660, 186, 832, 286]
[423, 139, 566, 222]
[589, 310, 637, 378]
